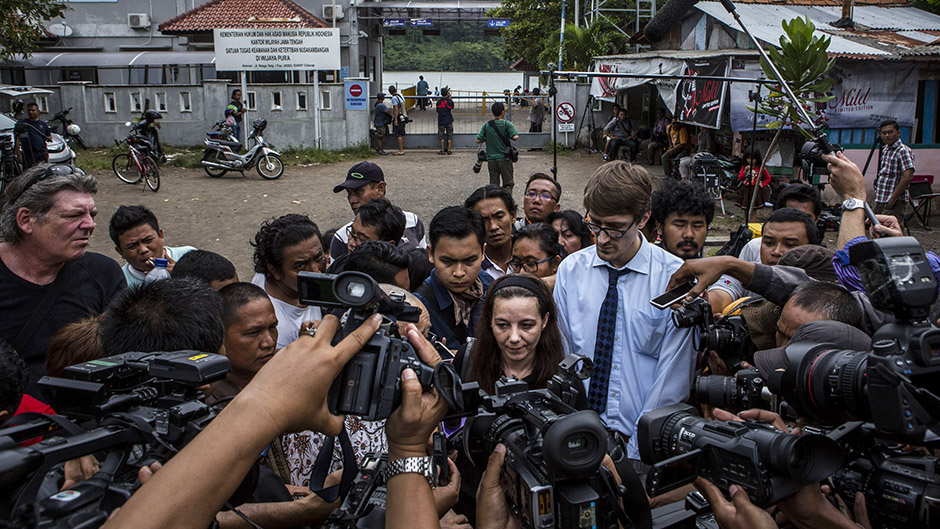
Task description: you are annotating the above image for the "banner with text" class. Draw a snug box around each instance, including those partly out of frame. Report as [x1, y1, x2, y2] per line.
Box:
[674, 57, 729, 130]
[590, 57, 684, 112]
[213, 28, 340, 71]
[820, 62, 917, 129]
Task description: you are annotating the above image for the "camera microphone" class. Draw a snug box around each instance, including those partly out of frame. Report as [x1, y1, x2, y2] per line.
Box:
[643, 0, 700, 43]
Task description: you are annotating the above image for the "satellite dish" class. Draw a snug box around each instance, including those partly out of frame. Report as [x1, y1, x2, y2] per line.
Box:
[48, 23, 73, 38]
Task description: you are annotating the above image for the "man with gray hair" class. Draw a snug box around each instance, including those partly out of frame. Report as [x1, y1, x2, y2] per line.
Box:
[0, 163, 125, 396]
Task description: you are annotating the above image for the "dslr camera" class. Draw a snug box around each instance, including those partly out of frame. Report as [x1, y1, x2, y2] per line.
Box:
[799, 138, 842, 176]
[473, 149, 487, 173]
[397, 113, 413, 125]
[671, 297, 758, 370]
[462, 356, 643, 529]
[693, 366, 775, 413]
[298, 271, 467, 421]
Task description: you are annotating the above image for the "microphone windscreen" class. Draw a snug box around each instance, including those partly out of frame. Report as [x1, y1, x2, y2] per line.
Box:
[643, 0, 700, 44]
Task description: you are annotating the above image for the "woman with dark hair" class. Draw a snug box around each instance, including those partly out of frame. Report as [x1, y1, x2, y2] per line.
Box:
[466, 274, 565, 394]
[510, 223, 564, 279]
[546, 210, 593, 256]
[251, 213, 326, 348]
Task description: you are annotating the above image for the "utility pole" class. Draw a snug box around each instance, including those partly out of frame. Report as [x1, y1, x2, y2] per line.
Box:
[558, 0, 566, 70]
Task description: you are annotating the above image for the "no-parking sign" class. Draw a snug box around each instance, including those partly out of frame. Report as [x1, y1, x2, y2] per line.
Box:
[555, 102, 575, 123]
[345, 81, 367, 110]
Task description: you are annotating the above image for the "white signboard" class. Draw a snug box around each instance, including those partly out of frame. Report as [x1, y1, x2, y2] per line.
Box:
[213, 28, 340, 71]
[558, 122, 575, 132]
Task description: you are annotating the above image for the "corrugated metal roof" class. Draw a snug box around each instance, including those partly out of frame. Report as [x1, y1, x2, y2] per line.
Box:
[696, 3, 940, 32]
[595, 49, 761, 60]
[834, 7, 940, 31]
[694, 2, 891, 56]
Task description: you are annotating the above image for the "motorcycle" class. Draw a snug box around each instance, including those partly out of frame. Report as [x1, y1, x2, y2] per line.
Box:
[201, 118, 283, 180]
[132, 109, 165, 163]
[49, 107, 86, 149]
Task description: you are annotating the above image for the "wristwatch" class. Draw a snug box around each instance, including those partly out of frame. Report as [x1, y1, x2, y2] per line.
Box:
[383, 456, 436, 488]
[842, 198, 866, 211]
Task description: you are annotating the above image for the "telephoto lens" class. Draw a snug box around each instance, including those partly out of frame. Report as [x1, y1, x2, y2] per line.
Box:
[638, 403, 842, 506]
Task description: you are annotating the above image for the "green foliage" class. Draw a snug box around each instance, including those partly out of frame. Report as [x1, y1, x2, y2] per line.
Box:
[756, 16, 835, 136]
[0, 0, 69, 62]
[383, 25, 510, 71]
[493, 0, 634, 70]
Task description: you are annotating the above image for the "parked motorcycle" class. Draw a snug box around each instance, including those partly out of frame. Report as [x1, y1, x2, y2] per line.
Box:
[50, 107, 86, 149]
[201, 118, 283, 180]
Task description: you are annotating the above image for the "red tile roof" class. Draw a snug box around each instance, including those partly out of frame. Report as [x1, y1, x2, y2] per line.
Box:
[159, 0, 328, 33]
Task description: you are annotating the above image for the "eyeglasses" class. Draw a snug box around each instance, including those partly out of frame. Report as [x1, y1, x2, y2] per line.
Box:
[584, 217, 638, 240]
[509, 255, 555, 273]
[524, 190, 557, 202]
[347, 224, 375, 246]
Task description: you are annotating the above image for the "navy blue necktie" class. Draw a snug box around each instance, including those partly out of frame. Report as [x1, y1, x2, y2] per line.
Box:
[588, 267, 627, 415]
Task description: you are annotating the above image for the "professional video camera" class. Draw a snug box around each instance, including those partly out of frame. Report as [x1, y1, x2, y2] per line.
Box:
[298, 271, 470, 422]
[693, 366, 775, 413]
[460, 355, 645, 529]
[824, 421, 940, 529]
[671, 297, 764, 371]
[0, 350, 230, 526]
[754, 237, 940, 442]
[638, 403, 842, 506]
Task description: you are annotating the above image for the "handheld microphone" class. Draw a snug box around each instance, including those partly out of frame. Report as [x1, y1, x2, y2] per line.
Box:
[643, 0, 700, 44]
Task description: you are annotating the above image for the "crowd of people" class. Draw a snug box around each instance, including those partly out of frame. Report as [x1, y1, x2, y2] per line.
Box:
[0, 118, 934, 529]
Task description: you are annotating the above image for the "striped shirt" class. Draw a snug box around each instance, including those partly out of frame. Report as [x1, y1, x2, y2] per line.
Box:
[874, 140, 915, 204]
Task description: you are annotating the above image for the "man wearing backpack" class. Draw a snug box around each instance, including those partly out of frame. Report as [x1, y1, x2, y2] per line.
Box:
[475, 102, 519, 192]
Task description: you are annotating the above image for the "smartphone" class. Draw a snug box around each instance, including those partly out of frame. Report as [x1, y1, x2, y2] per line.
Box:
[650, 281, 696, 310]
[646, 449, 703, 498]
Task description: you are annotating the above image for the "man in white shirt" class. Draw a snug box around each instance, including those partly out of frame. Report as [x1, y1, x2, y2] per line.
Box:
[553, 161, 695, 461]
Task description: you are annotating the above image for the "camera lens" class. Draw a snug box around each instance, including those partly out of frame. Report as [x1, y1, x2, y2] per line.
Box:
[694, 376, 737, 410]
[775, 343, 869, 425]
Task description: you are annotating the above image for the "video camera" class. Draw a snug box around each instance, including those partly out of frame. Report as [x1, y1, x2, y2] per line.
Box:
[298, 271, 471, 422]
[638, 403, 843, 506]
[756, 237, 940, 441]
[460, 355, 645, 529]
[828, 423, 940, 529]
[799, 139, 843, 176]
[0, 350, 230, 525]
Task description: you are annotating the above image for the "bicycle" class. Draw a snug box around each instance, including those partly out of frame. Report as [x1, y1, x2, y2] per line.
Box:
[112, 134, 159, 192]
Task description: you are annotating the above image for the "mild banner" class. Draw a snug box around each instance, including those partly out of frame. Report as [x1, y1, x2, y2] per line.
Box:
[821, 62, 917, 129]
[674, 57, 730, 130]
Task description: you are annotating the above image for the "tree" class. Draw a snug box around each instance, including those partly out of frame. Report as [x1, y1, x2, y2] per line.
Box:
[0, 0, 69, 62]
[491, 0, 635, 70]
[542, 22, 628, 71]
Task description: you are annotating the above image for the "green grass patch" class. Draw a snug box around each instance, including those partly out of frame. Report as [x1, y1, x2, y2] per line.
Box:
[281, 143, 376, 165]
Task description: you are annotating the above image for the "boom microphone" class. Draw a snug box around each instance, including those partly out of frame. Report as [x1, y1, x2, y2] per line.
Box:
[643, 0, 700, 44]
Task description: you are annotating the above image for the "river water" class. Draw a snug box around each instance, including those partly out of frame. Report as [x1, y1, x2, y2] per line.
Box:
[383, 70, 527, 93]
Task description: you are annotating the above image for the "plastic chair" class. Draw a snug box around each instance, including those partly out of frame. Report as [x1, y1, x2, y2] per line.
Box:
[903, 175, 939, 231]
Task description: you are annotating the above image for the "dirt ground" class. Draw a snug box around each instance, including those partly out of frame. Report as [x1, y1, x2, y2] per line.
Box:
[83, 149, 940, 278]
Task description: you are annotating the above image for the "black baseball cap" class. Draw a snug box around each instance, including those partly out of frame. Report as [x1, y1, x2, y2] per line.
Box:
[753, 320, 871, 389]
[333, 161, 385, 193]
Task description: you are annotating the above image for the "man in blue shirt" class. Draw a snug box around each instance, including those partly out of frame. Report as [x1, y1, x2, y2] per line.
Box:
[14, 102, 51, 169]
[414, 206, 493, 347]
[553, 161, 695, 461]
[416, 75, 430, 110]
[372, 93, 390, 155]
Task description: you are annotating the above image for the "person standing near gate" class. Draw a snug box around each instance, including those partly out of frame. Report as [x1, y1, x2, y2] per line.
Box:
[528, 87, 545, 132]
[416, 75, 430, 111]
[436, 87, 454, 155]
[476, 102, 519, 193]
[13, 102, 51, 169]
[388, 86, 407, 156]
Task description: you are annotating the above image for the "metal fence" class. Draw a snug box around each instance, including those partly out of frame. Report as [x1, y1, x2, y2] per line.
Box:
[386, 94, 554, 136]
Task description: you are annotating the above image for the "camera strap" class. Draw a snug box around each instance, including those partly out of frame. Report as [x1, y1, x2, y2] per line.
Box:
[307, 426, 357, 502]
[487, 120, 513, 149]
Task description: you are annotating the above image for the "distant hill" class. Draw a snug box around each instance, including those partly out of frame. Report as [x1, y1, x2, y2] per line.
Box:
[383, 24, 510, 72]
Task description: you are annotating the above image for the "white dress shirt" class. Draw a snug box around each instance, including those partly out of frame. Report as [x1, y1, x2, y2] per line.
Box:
[553, 236, 696, 459]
